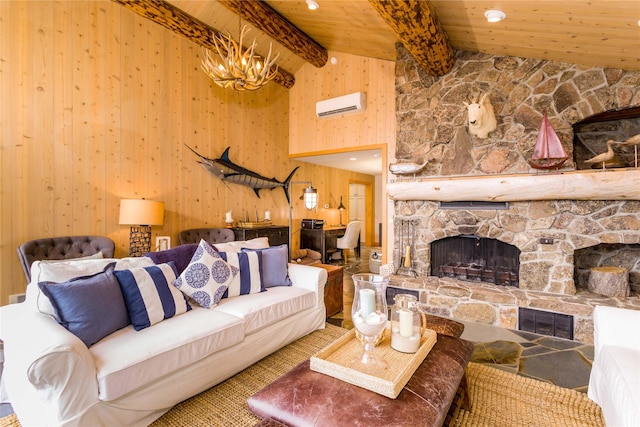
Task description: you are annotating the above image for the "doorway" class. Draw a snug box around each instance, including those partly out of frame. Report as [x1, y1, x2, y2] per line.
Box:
[349, 182, 372, 245]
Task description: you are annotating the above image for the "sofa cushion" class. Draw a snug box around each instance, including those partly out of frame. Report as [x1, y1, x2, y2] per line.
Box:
[28, 257, 155, 316]
[217, 251, 265, 298]
[144, 244, 199, 275]
[590, 344, 640, 427]
[215, 286, 315, 335]
[174, 240, 239, 308]
[89, 306, 245, 401]
[114, 262, 191, 331]
[37, 263, 130, 347]
[242, 244, 292, 288]
[213, 237, 269, 253]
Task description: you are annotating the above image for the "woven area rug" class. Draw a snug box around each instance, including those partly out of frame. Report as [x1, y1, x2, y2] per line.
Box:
[0, 323, 604, 427]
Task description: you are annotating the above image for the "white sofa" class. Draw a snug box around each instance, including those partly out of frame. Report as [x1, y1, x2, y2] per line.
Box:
[588, 305, 640, 427]
[0, 247, 327, 427]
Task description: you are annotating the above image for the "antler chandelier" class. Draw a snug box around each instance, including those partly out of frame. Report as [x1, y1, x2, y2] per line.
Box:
[201, 25, 279, 91]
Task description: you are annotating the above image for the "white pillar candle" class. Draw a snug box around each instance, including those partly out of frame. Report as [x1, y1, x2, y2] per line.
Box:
[359, 288, 376, 317]
[399, 310, 414, 338]
[225, 211, 233, 223]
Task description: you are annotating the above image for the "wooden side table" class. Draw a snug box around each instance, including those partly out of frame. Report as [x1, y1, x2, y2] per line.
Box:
[317, 264, 344, 318]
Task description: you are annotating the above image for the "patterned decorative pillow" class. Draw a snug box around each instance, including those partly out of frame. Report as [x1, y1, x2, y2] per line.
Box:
[173, 240, 239, 308]
[38, 262, 130, 347]
[216, 250, 265, 298]
[114, 261, 191, 331]
[242, 244, 292, 288]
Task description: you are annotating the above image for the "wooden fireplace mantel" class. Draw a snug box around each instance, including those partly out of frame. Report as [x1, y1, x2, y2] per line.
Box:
[387, 168, 640, 202]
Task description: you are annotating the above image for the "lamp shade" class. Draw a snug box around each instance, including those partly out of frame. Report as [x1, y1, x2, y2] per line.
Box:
[338, 196, 346, 211]
[119, 199, 165, 226]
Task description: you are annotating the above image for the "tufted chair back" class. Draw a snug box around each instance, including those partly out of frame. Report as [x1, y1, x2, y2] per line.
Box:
[178, 228, 235, 246]
[17, 236, 115, 282]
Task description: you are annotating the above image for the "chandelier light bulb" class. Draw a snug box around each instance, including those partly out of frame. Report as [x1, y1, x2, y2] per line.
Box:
[484, 9, 506, 23]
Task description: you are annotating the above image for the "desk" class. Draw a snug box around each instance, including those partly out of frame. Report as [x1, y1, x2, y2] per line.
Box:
[300, 226, 345, 264]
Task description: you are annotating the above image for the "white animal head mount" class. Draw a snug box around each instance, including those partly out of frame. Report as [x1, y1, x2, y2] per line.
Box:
[464, 93, 497, 139]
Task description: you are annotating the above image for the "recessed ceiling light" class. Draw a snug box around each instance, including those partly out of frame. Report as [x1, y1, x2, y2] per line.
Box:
[306, 0, 319, 11]
[484, 9, 506, 23]
[349, 157, 357, 161]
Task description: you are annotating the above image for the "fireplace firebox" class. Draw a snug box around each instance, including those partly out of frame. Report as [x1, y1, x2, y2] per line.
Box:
[431, 235, 520, 286]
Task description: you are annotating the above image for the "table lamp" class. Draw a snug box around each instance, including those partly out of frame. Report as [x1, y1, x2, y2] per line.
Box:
[338, 196, 346, 226]
[119, 199, 165, 256]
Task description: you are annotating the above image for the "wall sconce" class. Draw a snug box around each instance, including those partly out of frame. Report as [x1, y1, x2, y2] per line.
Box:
[119, 199, 165, 256]
[288, 181, 318, 258]
[337, 196, 346, 226]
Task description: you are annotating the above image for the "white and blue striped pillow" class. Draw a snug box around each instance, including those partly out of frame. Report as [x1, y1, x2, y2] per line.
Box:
[114, 261, 191, 331]
[217, 251, 265, 298]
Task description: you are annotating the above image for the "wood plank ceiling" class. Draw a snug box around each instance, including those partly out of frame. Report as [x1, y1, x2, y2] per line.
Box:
[154, 0, 639, 86]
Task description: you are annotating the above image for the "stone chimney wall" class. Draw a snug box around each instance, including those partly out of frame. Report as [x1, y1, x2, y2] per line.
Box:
[394, 47, 640, 174]
[390, 47, 640, 342]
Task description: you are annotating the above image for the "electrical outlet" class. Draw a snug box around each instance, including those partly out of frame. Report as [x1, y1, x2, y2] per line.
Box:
[9, 293, 26, 304]
[156, 236, 171, 251]
[539, 237, 554, 245]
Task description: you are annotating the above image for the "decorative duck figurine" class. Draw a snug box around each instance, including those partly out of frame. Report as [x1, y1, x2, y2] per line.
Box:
[584, 140, 616, 169]
[615, 134, 640, 167]
[389, 159, 429, 175]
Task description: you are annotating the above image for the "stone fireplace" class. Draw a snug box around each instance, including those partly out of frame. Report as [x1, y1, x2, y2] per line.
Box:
[386, 47, 640, 343]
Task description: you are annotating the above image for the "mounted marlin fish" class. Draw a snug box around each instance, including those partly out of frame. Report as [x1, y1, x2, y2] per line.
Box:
[186, 145, 299, 202]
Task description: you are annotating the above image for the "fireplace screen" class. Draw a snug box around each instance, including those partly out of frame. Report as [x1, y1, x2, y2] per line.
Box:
[431, 235, 520, 286]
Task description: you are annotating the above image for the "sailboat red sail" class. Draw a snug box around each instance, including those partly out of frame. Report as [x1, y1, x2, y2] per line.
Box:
[528, 111, 569, 170]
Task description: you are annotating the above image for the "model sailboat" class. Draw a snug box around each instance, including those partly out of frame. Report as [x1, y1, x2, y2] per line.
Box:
[528, 111, 569, 170]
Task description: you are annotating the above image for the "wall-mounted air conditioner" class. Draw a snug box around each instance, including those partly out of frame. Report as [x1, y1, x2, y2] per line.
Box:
[316, 92, 366, 118]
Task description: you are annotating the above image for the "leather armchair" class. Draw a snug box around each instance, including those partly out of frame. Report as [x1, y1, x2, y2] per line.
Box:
[17, 235, 115, 282]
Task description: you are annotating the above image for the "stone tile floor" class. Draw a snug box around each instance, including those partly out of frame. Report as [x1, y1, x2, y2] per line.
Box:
[330, 245, 595, 393]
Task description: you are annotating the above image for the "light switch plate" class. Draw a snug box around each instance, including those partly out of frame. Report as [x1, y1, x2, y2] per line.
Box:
[156, 236, 171, 251]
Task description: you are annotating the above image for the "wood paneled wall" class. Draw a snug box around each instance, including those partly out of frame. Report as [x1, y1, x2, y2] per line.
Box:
[288, 50, 396, 255]
[289, 51, 396, 155]
[0, 1, 375, 305]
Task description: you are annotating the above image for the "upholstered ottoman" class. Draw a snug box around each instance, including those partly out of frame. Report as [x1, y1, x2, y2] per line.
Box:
[248, 332, 474, 427]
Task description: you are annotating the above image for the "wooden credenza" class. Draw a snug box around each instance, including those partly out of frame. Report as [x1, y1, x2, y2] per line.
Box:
[232, 226, 289, 247]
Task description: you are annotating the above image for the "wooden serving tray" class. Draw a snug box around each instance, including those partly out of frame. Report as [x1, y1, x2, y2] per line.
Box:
[310, 327, 437, 398]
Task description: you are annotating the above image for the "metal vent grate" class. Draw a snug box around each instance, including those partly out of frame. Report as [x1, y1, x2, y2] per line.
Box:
[518, 308, 574, 340]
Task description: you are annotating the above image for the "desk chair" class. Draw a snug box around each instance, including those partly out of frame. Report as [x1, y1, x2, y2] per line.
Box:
[336, 221, 362, 263]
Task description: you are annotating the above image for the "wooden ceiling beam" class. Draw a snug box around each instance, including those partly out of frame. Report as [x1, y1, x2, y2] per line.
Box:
[368, 0, 454, 76]
[218, 0, 328, 69]
[112, 0, 295, 89]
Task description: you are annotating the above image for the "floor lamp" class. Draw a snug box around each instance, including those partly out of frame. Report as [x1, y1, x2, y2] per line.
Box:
[288, 182, 318, 259]
[119, 199, 165, 256]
